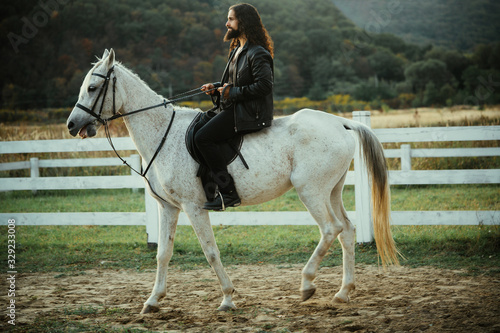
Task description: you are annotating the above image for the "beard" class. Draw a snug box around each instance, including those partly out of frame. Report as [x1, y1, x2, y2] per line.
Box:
[224, 28, 241, 41]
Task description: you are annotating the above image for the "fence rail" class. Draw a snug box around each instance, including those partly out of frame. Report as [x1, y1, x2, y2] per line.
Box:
[1, 111, 499, 244]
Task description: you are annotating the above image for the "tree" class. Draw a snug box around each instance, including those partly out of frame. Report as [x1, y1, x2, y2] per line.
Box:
[423, 81, 440, 105]
[424, 47, 470, 84]
[404, 59, 455, 93]
[461, 65, 500, 105]
[353, 80, 396, 101]
[372, 33, 408, 54]
[308, 82, 326, 101]
[193, 61, 214, 87]
[472, 42, 500, 71]
[367, 48, 405, 82]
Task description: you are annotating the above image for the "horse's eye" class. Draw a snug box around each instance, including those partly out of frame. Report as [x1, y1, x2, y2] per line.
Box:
[88, 85, 97, 92]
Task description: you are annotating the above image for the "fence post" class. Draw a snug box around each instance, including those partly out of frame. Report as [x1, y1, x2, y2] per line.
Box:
[130, 154, 141, 193]
[145, 190, 159, 247]
[352, 111, 373, 243]
[401, 144, 412, 171]
[30, 157, 39, 195]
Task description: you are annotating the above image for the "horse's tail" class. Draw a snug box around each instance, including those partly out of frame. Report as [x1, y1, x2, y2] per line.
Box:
[340, 117, 401, 266]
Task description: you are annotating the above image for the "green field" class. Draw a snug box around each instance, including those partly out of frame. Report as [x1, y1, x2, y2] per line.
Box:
[1, 185, 499, 275]
[2, 185, 500, 213]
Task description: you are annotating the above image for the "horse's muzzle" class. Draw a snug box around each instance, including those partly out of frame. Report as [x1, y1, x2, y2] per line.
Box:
[67, 114, 98, 138]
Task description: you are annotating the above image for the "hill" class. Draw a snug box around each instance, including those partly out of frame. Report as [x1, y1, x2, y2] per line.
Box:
[332, 0, 500, 51]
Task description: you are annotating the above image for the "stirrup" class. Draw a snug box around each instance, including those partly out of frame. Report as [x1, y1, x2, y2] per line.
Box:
[203, 192, 241, 211]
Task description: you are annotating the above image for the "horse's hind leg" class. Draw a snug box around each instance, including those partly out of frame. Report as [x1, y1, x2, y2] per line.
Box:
[296, 184, 344, 302]
[331, 177, 356, 303]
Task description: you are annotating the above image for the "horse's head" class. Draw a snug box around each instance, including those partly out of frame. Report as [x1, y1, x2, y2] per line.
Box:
[67, 49, 123, 138]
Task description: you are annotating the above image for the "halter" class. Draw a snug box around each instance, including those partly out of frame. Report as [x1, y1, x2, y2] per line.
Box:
[74, 65, 216, 202]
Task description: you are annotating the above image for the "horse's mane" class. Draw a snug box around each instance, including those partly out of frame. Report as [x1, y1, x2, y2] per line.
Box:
[82, 57, 200, 113]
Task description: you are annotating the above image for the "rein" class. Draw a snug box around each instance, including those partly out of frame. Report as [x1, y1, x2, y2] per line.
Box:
[76, 66, 215, 124]
[75, 65, 216, 202]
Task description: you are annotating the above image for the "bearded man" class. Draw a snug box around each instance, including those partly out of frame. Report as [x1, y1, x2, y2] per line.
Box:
[195, 3, 274, 211]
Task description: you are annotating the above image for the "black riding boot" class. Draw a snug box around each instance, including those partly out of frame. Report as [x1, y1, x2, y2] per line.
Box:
[203, 173, 241, 211]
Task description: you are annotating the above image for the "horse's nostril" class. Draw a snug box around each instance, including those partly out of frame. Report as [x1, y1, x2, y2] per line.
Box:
[68, 121, 74, 130]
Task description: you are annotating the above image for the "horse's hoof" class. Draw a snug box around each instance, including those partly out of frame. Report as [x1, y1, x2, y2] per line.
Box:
[217, 304, 236, 312]
[301, 287, 316, 302]
[140, 304, 160, 314]
[333, 294, 349, 303]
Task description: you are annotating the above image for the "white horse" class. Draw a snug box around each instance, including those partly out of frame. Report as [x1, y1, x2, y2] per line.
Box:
[67, 49, 399, 314]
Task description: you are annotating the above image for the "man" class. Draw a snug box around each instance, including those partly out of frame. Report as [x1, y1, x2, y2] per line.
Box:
[195, 3, 274, 211]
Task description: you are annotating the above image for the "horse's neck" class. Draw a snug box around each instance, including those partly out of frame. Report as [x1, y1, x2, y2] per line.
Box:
[117, 66, 179, 162]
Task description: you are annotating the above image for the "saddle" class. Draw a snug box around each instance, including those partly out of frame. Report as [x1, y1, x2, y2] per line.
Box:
[185, 111, 248, 201]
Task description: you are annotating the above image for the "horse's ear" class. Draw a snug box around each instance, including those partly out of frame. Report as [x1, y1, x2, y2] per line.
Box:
[102, 49, 110, 59]
[107, 48, 115, 68]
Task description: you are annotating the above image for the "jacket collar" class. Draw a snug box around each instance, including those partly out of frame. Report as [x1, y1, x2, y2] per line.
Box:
[221, 41, 249, 82]
[229, 41, 248, 59]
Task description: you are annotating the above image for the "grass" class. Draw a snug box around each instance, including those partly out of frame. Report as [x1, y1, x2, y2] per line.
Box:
[0, 189, 145, 213]
[1, 222, 498, 275]
[0, 185, 499, 275]
[1, 184, 498, 213]
[393, 224, 500, 272]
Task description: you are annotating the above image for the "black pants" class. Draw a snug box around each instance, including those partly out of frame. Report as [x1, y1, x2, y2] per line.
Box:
[194, 110, 237, 188]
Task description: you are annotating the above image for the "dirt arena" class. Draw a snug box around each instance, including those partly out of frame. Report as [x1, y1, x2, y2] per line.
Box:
[3, 264, 499, 332]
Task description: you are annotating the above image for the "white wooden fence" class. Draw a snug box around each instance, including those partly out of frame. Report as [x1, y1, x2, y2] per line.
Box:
[1, 111, 499, 244]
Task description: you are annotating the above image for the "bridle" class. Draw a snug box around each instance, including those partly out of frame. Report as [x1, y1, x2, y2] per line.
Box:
[75, 65, 118, 124]
[74, 64, 216, 201]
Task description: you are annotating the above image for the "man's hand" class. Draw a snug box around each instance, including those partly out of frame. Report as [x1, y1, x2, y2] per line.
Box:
[218, 83, 231, 100]
[201, 83, 216, 95]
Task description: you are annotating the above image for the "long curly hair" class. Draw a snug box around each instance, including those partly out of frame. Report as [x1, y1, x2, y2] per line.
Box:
[226, 3, 274, 58]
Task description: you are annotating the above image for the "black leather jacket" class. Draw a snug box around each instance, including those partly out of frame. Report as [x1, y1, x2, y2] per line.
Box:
[214, 42, 274, 133]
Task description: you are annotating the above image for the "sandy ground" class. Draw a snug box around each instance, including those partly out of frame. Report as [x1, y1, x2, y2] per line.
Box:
[2, 264, 499, 332]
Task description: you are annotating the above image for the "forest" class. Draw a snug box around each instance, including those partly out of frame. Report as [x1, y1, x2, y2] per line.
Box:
[1, 0, 500, 114]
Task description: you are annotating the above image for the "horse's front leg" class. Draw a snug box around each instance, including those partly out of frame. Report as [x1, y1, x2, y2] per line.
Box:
[141, 203, 180, 314]
[184, 205, 236, 311]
